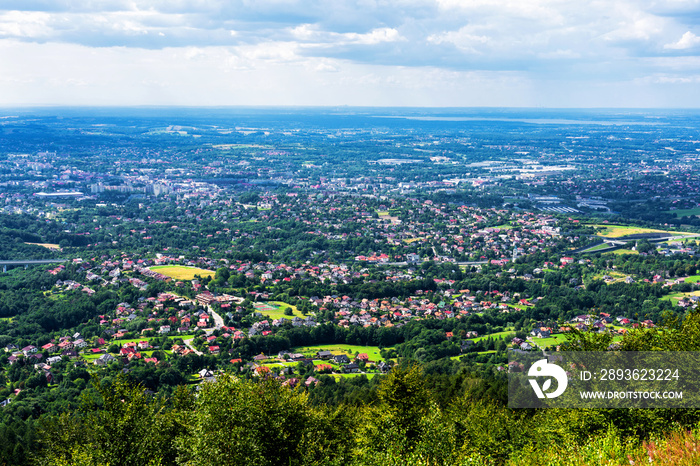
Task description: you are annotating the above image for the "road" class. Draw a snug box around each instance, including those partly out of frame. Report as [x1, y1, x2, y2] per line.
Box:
[0, 259, 67, 265]
[576, 233, 700, 254]
[182, 338, 203, 356]
[207, 305, 224, 329]
[380, 260, 488, 267]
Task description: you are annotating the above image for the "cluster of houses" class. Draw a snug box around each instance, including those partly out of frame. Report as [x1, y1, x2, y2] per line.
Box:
[677, 295, 700, 309]
[234, 349, 391, 377]
[509, 313, 660, 352]
[567, 313, 655, 333]
[307, 292, 536, 330]
[231, 195, 567, 267]
[5, 333, 96, 366]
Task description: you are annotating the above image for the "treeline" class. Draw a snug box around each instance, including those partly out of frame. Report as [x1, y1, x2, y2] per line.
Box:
[29, 362, 700, 466]
[0, 214, 89, 251]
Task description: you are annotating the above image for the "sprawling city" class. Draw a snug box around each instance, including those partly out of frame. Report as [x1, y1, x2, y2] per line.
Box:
[0, 108, 699, 464]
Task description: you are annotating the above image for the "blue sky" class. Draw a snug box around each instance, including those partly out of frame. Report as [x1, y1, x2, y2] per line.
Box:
[1, 0, 700, 107]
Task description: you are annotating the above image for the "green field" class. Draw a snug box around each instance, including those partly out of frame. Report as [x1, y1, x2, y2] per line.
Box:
[149, 265, 215, 280]
[666, 206, 700, 217]
[471, 330, 515, 343]
[111, 338, 151, 346]
[685, 275, 700, 284]
[533, 334, 569, 348]
[253, 301, 305, 319]
[292, 344, 385, 361]
[111, 334, 195, 347]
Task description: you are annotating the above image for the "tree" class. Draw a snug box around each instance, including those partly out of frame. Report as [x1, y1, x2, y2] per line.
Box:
[35, 375, 189, 466]
[179, 376, 311, 466]
[375, 364, 432, 447]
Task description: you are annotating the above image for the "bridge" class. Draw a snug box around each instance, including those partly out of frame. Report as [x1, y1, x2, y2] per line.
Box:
[0, 259, 67, 272]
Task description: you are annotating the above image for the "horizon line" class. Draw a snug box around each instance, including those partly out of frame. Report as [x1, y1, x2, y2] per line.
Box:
[1, 105, 700, 111]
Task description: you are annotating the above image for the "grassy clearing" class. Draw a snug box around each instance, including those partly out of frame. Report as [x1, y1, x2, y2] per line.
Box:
[491, 224, 513, 229]
[450, 350, 497, 360]
[604, 249, 639, 255]
[471, 330, 515, 343]
[533, 334, 569, 348]
[509, 303, 528, 310]
[82, 353, 102, 361]
[292, 344, 385, 361]
[661, 292, 685, 302]
[254, 301, 305, 319]
[111, 338, 151, 347]
[0, 317, 13, 323]
[332, 373, 377, 381]
[24, 242, 60, 249]
[149, 265, 215, 280]
[685, 275, 700, 284]
[661, 290, 700, 303]
[593, 271, 629, 281]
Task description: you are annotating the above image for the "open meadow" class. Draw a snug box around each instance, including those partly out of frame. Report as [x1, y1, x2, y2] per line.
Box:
[593, 224, 693, 238]
[149, 265, 215, 280]
[24, 242, 60, 249]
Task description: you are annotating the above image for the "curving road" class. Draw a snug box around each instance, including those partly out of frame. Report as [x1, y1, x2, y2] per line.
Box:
[182, 338, 203, 356]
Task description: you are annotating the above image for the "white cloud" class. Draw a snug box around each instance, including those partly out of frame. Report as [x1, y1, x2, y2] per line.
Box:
[427, 28, 490, 54]
[664, 31, 700, 50]
[291, 25, 404, 46]
[2, 1, 700, 106]
[0, 11, 52, 39]
[314, 60, 339, 72]
[345, 27, 403, 45]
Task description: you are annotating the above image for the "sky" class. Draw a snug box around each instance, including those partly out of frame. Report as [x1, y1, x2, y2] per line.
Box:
[1, 0, 700, 108]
